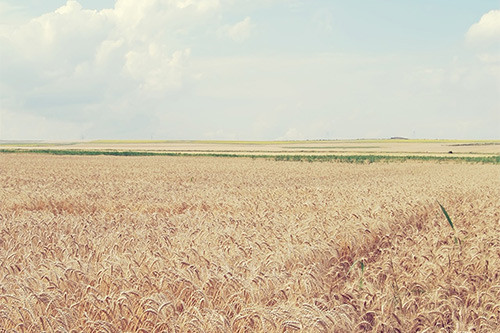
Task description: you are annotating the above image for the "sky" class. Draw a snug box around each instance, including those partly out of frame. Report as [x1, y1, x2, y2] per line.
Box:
[0, 0, 499, 141]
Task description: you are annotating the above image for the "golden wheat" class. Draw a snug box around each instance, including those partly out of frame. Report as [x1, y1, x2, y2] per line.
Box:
[0, 154, 499, 332]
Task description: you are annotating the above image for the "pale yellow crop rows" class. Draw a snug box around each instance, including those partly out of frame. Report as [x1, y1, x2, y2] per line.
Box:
[0, 154, 499, 332]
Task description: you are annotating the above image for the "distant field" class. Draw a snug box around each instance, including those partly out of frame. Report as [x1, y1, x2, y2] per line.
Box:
[1, 139, 500, 157]
[89, 139, 305, 145]
[1, 154, 499, 331]
[88, 139, 499, 144]
[1, 148, 499, 164]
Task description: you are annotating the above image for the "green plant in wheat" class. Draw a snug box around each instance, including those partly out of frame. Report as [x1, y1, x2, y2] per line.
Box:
[438, 202, 461, 245]
[348, 259, 365, 289]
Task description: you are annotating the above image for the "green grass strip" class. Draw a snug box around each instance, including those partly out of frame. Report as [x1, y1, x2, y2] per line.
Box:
[0, 149, 499, 164]
[271, 153, 500, 164]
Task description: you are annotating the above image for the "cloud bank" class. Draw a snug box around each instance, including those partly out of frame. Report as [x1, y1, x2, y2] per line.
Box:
[0, 0, 227, 137]
[0, 1, 498, 140]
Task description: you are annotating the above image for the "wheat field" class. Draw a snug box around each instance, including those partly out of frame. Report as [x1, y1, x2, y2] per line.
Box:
[0, 154, 499, 332]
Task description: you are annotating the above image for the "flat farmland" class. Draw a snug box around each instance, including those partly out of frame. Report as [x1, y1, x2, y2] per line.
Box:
[2, 139, 500, 157]
[0, 154, 499, 332]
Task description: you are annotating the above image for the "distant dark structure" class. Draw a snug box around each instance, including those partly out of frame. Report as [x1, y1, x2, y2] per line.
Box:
[448, 151, 453, 154]
[390, 137, 409, 140]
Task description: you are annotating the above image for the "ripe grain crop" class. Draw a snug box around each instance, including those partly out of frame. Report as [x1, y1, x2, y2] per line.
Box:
[0, 154, 499, 332]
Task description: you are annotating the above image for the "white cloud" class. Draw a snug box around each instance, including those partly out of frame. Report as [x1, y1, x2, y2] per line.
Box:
[0, 0, 224, 93]
[477, 53, 500, 65]
[0, 0, 271, 139]
[0, 0, 202, 115]
[222, 17, 253, 42]
[125, 46, 191, 92]
[95, 38, 125, 66]
[0, 2, 27, 24]
[465, 9, 500, 81]
[466, 10, 500, 46]
[174, 0, 220, 11]
[313, 9, 333, 33]
[55, 0, 82, 15]
[279, 128, 304, 140]
[2, 1, 112, 79]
